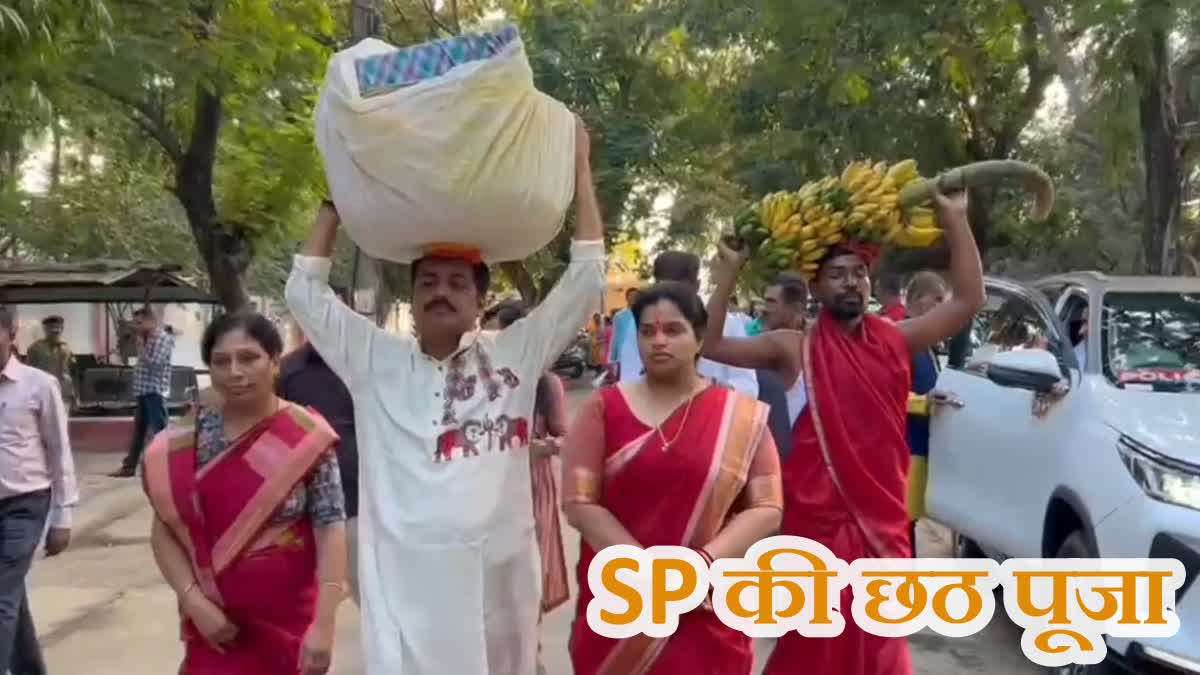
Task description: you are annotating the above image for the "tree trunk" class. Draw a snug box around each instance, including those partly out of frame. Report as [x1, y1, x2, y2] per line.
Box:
[174, 86, 251, 310]
[351, 0, 381, 43]
[1134, 1, 1184, 275]
[49, 117, 62, 191]
[373, 259, 410, 326]
[500, 261, 540, 305]
[348, 0, 399, 322]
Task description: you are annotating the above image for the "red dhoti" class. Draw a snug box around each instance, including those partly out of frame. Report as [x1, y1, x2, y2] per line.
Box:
[763, 312, 914, 675]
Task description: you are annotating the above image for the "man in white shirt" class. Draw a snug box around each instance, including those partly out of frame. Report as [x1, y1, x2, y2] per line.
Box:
[640, 251, 759, 397]
[285, 119, 605, 675]
[726, 295, 753, 336]
[0, 307, 77, 675]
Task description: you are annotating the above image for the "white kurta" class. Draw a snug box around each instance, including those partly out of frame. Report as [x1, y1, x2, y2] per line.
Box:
[285, 241, 606, 675]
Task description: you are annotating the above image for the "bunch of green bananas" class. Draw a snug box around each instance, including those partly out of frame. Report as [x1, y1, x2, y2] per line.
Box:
[730, 158, 945, 281]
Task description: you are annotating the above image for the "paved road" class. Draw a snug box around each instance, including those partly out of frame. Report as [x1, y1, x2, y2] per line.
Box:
[32, 390, 1039, 674]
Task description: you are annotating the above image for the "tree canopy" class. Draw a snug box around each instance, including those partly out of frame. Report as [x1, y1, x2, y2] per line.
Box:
[1, 0, 1196, 309]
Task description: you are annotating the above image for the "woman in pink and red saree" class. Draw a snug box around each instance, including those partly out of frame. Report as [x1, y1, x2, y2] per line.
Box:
[562, 282, 784, 675]
[142, 311, 349, 675]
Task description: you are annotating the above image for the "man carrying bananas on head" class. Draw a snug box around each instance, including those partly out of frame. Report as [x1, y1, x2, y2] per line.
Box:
[700, 177, 986, 675]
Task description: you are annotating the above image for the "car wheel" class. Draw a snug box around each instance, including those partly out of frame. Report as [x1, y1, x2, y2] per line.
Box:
[1055, 530, 1094, 559]
[1046, 532, 1120, 675]
[954, 531, 985, 559]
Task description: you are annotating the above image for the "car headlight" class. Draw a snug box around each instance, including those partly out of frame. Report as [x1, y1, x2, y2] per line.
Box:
[1118, 435, 1200, 512]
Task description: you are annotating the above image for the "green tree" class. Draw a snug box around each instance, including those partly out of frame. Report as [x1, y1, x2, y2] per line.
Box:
[690, 0, 1063, 264]
[499, 0, 721, 300]
[60, 0, 335, 309]
[0, 1, 110, 193]
[1023, 0, 1199, 274]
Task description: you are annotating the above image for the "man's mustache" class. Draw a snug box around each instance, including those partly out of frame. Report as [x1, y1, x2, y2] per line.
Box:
[424, 298, 456, 312]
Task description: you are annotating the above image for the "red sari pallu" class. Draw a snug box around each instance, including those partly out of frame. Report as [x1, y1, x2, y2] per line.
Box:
[763, 312, 914, 675]
[532, 373, 570, 614]
[564, 385, 782, 675]
[142, 404, 338, 675]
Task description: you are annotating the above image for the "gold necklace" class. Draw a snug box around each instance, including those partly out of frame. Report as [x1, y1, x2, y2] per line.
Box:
[656, 389, 700, 452]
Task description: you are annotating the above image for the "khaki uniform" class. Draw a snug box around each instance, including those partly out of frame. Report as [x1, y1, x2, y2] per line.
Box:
[25, 339, 75, 407]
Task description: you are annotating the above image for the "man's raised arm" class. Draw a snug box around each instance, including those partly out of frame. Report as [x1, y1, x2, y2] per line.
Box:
[500, 117, 606, 371]
[898, 190, 987, 353]
[701, 242, 797, 375]
[284, 202, 380, 387]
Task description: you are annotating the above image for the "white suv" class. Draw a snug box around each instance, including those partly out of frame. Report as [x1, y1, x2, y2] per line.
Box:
[926, 272, 1200, 674]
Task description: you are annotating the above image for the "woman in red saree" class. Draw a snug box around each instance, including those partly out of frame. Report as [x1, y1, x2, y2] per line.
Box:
[142, 311, 349, 675]
[699, 189, 984, 675]
[562, 282, 784, 675]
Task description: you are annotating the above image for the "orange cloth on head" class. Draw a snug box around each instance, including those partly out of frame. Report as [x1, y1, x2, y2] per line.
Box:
[422, 243, 484, 264]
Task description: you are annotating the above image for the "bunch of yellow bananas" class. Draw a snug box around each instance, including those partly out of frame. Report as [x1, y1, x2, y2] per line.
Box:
[731, 158, 946, 281]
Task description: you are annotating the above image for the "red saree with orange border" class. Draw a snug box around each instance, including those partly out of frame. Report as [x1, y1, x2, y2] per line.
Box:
[532, 373, 570, 615]
[142, 404, 338, 675]
[563, 385, 782, 675]
[763, 312, 913, 675]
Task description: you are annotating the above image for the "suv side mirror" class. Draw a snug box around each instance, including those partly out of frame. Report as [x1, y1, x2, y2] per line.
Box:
[986, 349, 1063, 393]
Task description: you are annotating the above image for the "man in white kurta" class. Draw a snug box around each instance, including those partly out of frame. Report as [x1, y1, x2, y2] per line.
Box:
[286, 122, 606, 675]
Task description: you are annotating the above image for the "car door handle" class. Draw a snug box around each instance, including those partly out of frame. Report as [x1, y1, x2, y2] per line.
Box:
[930, 392, 965, 409]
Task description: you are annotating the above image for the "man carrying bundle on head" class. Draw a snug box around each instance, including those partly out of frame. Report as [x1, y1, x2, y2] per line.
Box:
[286, 117, 605, 675]
[701, 186, 985, 675]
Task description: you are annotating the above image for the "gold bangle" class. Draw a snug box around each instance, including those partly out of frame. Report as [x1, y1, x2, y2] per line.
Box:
[180, 581, 197, 597]
[321, 580, 346, 593]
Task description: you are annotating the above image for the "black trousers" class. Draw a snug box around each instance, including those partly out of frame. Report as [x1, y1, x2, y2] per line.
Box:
[0, 489, 50, 675]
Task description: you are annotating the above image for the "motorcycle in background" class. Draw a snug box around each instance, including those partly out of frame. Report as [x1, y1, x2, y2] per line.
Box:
[552, 330, 593, 380]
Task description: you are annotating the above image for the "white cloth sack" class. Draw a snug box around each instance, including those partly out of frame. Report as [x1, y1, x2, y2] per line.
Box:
[315, 35, 576, 264]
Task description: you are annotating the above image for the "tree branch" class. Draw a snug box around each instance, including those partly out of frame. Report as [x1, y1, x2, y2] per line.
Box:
[1017, 0, 1087, 116]
[386, 0, 420, 36]
[995, 13, 1055, 157]
[1172, 43, 1200, 129]
[957, 97, 989, 160]
[75, 75, 184, 163]
[183, 86, 222, 178]
[417, 0, 456, 36]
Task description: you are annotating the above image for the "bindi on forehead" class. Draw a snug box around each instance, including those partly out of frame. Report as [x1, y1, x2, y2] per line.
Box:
[640, 316, 684, 328]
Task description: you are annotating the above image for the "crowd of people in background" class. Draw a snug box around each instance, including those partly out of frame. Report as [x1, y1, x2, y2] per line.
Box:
[0, 118, 982, 675]
[0, 254, 969, 675]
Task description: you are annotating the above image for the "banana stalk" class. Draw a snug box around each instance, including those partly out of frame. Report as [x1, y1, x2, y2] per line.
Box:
[897, 160, 1055, 222]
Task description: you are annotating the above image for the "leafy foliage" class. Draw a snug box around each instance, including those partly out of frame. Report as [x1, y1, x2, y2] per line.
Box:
[1, 0, 1197, 312]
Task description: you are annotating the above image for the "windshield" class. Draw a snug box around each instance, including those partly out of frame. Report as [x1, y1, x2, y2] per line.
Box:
[1102, 291, 1200, 393]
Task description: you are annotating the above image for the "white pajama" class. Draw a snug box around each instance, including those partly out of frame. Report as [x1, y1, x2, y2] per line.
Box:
[285, 240, 606, 675]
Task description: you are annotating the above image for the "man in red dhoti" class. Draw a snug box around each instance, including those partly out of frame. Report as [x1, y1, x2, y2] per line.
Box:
[700, 188, 985, 674]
